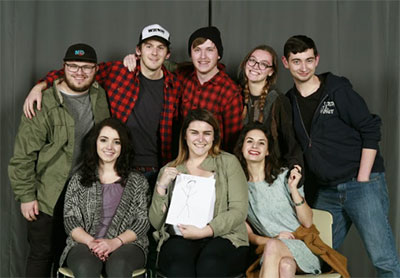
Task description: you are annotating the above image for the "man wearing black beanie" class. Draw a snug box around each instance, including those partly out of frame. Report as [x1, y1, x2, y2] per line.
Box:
[178, 26, 242, 152]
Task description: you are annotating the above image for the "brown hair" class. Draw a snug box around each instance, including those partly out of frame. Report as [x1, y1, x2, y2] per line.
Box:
[238, 45, 278, 123]
[191, 37, 208, 50]
[170, 109, 221, 167]
[234, 121, 282, 184]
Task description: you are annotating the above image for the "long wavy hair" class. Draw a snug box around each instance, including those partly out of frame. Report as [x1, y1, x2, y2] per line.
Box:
[238, 45, 278, 123]
[234, 121, 282, 184]
[79, 118, 135, 187]
[170, 109, 221, 167]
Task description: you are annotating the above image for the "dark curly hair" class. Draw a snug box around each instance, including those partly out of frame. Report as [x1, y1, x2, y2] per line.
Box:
[234, 121, 282, 184]
[79, 118, 135, 187]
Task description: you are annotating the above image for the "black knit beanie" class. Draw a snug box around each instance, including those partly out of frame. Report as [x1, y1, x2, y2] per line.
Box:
[188, 26, 223, 58]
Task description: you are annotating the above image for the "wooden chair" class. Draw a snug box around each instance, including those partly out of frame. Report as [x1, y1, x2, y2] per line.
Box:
[57, 266, 146, 278]
[295, 209, 341, 278]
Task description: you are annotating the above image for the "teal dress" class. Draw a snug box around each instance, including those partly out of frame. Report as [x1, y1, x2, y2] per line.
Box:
[247, 169, 321, 274]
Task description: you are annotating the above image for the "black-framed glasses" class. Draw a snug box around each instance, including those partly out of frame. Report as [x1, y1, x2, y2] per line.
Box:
[64, 63, 96, 74]
[247, 57, 273, 70]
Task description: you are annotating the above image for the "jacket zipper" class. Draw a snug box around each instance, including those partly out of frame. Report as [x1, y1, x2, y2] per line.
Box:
[294, 98, 312, 147]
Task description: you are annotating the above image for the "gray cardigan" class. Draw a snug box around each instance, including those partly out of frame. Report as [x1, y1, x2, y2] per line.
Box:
[60, 171, 150, 266]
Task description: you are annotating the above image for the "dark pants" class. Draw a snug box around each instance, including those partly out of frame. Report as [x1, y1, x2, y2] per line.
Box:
[66, 243, 145, 278]
[25, 191, 66, 277]
[158, 236, 249, 277]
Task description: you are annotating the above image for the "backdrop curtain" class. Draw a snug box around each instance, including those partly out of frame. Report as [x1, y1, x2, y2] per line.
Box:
[1, 1, 398, 277]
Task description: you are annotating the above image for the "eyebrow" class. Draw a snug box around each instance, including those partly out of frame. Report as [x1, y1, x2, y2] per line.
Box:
[245, 136, 267, 142]
[249, 56, 270, 63]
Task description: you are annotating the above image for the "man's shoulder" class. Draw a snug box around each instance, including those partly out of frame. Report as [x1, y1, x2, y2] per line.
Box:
[322, 72, 353, 93]
[215, 70, 240, 90]
[41, 86, 60, 110]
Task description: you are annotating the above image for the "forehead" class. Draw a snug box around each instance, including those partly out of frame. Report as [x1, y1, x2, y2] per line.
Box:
[99, 126, 119, 137]
[192, 39, 216, 49]
[187, 120, 214, 131]
[141, 39, 167, 47]
[288, 48, 316, 60]
[245, 129, 267, 140]
[251, 49, 272, 61]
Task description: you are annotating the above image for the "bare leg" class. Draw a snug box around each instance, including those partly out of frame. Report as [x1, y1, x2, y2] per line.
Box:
[260, 239, 296, 278]
[279, 256, 297, 278]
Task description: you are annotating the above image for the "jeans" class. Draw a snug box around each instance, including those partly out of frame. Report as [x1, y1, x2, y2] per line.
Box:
[314, 172, 400, 277]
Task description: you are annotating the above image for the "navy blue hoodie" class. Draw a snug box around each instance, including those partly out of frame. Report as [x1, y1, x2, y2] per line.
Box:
[286, 72, 384, 186]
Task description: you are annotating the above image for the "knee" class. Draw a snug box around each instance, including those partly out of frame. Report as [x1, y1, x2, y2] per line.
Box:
[279, 257, 296, 277]
[263, 239, 282, 258]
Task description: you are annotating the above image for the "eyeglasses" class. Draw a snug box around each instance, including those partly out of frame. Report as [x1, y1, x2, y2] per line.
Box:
[64, 63, 96, 74]
[247, 57, 273, 70]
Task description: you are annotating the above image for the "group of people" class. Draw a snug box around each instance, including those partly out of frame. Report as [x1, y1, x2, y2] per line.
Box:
[8, 22, 400, 278]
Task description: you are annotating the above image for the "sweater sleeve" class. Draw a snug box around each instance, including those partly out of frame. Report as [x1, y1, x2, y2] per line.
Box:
[125, 173, 150, 238]
[63, 174, 85, 235]
[334, 84, 381, 150]
[208, 156, 248, 237]
[275, 95, 304, 170]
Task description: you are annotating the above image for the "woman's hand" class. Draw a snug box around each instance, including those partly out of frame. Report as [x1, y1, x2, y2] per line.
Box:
[178, 224, 213, 240]
[277, 231, 295, 240]
[157, 167, 179, 189]
[91, 238, 122, 261]
[288, 165, 302, 192]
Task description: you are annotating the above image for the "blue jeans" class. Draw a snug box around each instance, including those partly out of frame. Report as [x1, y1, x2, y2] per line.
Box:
[314, 172, 400, 277]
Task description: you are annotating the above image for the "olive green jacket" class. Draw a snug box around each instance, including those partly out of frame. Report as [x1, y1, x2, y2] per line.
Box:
[8, 80, 110, 216]
[149, 152, 249, 252]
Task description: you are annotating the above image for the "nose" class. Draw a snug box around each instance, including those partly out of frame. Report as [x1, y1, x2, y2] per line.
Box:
[151, 47, 157, 55]
[76, 67, 84, 73]
[105, 142, 113, 149]
[200, 50, 206, 59]
[300, 62, 307, 71]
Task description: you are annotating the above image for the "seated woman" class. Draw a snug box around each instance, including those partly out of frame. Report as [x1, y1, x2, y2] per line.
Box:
[234, 122, 321, 277]
[59, 118, 149, 277]
[149, 108, 249, 277]
[238, 45, 303, 170]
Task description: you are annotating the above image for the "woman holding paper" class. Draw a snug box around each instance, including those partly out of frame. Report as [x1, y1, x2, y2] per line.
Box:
[60, 118, 150, 277]
[234, 122, 321, 277]
[149, 109, 249, 277]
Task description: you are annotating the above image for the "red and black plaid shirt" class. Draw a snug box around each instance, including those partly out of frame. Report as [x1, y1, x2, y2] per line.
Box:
[44, 61, 181, 164]
[177, 68, 243, 151]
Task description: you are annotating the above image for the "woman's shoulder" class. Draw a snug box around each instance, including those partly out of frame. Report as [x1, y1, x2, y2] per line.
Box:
[216, 151, 239, 162]
[126, 170, 148, 185]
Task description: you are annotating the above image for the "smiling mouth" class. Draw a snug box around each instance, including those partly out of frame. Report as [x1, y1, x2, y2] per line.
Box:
[248, 150, 260, 155]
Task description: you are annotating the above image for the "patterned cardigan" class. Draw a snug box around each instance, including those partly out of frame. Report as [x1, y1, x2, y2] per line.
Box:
[60, 171, 150, 266]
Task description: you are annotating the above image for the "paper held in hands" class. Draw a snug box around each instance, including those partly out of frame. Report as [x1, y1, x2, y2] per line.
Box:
[166, 174, 216, 235]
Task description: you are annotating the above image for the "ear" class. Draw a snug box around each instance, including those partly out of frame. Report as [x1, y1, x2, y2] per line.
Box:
[218, 56, 221, 60]
[281, 56, 289, 69]
[315, 55, 320, 67]
[136, 46, 141, 56]
[166, 52, 171, 60]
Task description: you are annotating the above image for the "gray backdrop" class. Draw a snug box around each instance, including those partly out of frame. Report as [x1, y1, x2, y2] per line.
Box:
[1, 1, 399, 277]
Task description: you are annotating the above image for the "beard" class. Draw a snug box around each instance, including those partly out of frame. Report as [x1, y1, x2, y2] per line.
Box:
[64, 74, 95, 92]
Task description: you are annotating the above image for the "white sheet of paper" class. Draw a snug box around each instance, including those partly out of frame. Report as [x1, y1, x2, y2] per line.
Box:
[166, 174, 216, 235]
